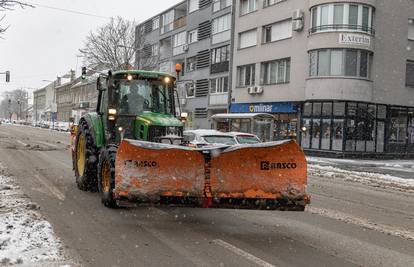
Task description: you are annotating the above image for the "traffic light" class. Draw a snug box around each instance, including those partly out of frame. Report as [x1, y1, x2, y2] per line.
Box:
[81, 67, 87, 80]
[5, 71, 10, 82]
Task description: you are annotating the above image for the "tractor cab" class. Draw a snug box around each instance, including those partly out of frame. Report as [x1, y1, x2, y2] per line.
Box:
[97, 70, 184, 145]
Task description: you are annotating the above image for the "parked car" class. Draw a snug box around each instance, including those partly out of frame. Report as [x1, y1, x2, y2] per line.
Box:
[227, 132, 261, 144]
[183, 130, 236, 147]
[56, 121, 70, 132]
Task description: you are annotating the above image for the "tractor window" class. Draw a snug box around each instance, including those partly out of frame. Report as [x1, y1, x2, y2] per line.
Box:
[118, 79, 173, 115]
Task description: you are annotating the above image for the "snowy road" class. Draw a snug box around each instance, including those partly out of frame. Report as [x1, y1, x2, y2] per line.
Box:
[0, 124, 413, 267]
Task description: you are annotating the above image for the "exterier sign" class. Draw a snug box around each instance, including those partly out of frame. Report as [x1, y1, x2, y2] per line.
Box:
[339, 33, 371, 46]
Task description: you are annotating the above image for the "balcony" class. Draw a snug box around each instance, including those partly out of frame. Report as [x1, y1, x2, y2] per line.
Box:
[173, 16, 187, 30]
[209, 93, 228, 106]
[309, 24, 375, 35]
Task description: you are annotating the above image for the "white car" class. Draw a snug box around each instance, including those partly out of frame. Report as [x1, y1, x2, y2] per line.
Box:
[227, 132, 262, 144]
[183, 130, 236, 147]
[183, 130, 261, 147]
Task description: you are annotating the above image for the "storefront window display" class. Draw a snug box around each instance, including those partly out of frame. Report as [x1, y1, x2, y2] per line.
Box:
[299, 101, 410, 154]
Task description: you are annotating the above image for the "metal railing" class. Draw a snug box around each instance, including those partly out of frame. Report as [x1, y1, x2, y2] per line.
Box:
[309, 24, 375, 35]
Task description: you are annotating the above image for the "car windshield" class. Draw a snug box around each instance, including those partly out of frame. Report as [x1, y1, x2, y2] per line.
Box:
[117, 79, 172, 115]
[236, 135, 261, 144]
[202, 135, 237, 145]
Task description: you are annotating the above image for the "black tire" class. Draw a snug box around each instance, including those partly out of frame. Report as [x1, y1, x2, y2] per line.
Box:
[74, 120, 98, 191]
[97, 145, 118, 208]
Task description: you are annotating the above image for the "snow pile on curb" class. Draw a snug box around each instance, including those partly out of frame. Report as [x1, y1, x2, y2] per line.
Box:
[307, 157, 414, 170]
[0, 174, 64, 265]
[309, 164, 414, 193]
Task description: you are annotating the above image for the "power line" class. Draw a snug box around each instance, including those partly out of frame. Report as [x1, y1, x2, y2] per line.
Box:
[27, 2, 111, 19]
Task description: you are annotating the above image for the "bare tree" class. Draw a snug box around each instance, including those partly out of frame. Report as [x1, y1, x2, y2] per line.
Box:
[0, 1, 34, 36]
[0, 89, 28, 119]
[79, 16, 136, 70]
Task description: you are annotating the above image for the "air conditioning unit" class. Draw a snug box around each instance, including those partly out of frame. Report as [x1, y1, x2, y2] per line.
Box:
[247, 87, 255, 95]
[292, 9, 304, 20]
[180, 98, 187, 105]
[255, 86, 264, 94]
[183, 44, 189, 52]
[292, 19, 304, 32]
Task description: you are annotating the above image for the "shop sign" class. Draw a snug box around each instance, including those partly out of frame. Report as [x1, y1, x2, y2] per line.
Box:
[339, 33, 371, 46]
[230, 102, 297, 114]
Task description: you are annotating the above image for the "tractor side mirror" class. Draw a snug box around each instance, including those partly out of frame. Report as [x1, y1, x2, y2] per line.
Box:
[96, 77, 107, 91]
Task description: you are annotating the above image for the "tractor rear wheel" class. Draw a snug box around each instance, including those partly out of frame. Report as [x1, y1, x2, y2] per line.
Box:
[98, 146, 118, 208]
[74, 121, 98, 191]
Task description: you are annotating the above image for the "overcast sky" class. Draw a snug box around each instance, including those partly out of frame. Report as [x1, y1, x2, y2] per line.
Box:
[0, 0, 180, 99]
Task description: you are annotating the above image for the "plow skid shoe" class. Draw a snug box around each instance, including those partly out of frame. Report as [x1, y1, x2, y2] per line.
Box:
[210, 140, 309, 210]
[115, 140, 205, 202]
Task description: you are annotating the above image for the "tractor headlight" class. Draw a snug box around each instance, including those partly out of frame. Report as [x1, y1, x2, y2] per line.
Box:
[108, 108, 117, 115]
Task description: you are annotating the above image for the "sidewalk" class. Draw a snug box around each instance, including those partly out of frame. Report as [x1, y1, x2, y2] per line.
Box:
[307, 157, 414, 180]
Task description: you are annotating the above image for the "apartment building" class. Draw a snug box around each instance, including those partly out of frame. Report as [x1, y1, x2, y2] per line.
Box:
[70, 77, 99, 123]
[136, 0, 233, 129]
[231, 0, 414, 156]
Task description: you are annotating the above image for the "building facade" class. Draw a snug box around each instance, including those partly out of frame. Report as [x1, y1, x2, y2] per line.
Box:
[231, 0, 414, 156]
[33, 88, 46, 122]
[136, 0, 233, 129]
[70, 77, 99, 123]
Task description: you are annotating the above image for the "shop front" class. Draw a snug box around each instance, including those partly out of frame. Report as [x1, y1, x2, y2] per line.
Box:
[300, 101, 414, 157]
[230, 102, 299, 140]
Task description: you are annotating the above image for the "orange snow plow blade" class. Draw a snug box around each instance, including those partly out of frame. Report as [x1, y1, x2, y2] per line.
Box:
[209, 140, 309, 210]
[114, 140, 205, 202]
[114, 139, 309, 210]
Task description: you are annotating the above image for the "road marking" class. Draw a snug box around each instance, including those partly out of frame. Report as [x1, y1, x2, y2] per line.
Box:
[33, 174, 66, 201]
[212, 239, 276, 267]
[307, 206, 414, 241]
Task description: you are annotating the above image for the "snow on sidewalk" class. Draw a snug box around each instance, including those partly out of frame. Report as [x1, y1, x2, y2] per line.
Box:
[0, 170, 65, 266]
[308, 164, 414, 193]
[307, 156, 414, 171]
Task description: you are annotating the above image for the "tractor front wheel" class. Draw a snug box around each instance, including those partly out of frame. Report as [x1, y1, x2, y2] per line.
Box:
[74, 121, 98, 191]
[98, 146, 118, 208]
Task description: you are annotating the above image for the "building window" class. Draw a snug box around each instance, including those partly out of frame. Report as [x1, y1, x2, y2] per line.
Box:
[240, 0, 257, 16]
[237, 64, 255, 87]
[185, 82, 195, 98]
[188, 29, 198, 44]
[310, 3, 374, 34]
[187, 56, 197, 72]
[212, 13, 231, 44]
[151, 43, 159, 56]
[301, 101, 389, 153]
[213, 0, 231, 12]
[161, 10, 174, 34]
[263, 0, 286, 8]
[406, 61, 414, 87]
[263, 19, 292, 43]
[239, 29, 257, 49]
[409, 19, 414, 40]
[309, 49, 371, 79]
[211, 45, 230, 73]
[260, 58, 290, 85]
[172, 31, 187, 55]
[211, 45, 230, 64]
[210, 76, 229, 94]
[152, 17, 160, 30]
[189, 0, 199, 13]
[389, 108, 408, 144]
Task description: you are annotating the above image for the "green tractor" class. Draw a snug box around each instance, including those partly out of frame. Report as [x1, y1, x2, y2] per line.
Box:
[73, 70, 184, 207]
